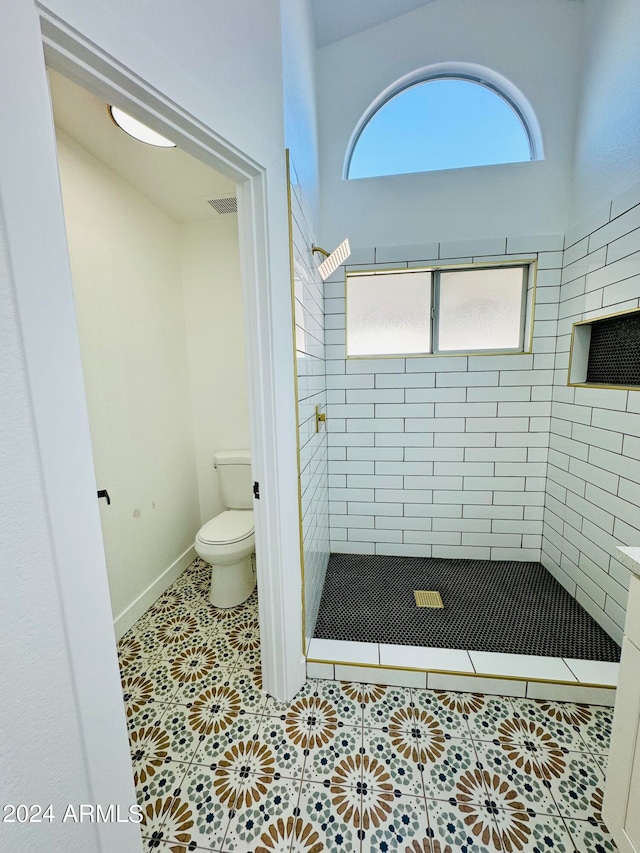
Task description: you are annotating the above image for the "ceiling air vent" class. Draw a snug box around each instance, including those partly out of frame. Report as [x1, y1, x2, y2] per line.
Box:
[207, 196, 237, 215]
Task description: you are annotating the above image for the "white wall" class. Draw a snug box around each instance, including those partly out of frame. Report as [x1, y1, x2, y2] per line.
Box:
[59, 130, 253, 626]
[315, 0, 638, 647]
[543, 0, 640, 645]
[317, 0, 585, 250]
[325, 236, 560, 559]
[281, 0, 329, 644]
[289, 157, 330, 645]
[281, 0, 320, 229]
[570, 0, 640, 222]
[57, 131, 200, 628]
[542, 183, 640, 646]
[0, 207, 100, 852]
[181, 216, 250, 525]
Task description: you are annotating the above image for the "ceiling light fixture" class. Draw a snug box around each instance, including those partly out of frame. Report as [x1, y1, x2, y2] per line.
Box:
[109, 106, 176, 148]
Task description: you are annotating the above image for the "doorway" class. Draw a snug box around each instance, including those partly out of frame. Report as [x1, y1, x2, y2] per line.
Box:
[0, 4, 304, 848]
[49, 68, 252, 638]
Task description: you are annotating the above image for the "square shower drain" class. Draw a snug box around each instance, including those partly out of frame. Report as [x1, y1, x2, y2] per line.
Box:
[414, 590, 444, 608]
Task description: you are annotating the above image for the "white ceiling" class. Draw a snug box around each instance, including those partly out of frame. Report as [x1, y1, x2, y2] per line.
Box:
[310, 0, 437, 48]
[48, 69, 236, 223]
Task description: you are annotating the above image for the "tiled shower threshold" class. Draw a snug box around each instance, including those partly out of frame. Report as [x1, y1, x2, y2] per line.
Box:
[307, 553, 619, 705]
[306, 638, 618, 706]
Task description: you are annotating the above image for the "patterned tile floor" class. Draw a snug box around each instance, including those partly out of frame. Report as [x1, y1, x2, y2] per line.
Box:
[118, 558, 618, 852]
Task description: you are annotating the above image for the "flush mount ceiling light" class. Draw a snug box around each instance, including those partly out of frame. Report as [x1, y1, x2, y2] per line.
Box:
[109, 106, 176, 148]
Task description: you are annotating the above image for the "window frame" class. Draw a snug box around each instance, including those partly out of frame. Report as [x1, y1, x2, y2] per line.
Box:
[344, 260, 536, 360]
[432, 265, 529, 356]
[343, 63, 544, 181]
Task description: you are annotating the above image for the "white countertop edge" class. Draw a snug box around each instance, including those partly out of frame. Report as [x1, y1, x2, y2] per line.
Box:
[617, 546, 640, 576]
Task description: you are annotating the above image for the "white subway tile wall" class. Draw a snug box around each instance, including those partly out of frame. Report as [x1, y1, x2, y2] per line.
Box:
[325, 240, 556, 563]
[289, 159, 330, 644]
[320, 194, 640, 647]
[542, 189, 640, 645]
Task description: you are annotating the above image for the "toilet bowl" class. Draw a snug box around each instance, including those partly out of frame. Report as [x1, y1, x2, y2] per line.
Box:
[195, 509, 256, 607]
[195, 449, 257, 607]
[195, 509, 256, 608]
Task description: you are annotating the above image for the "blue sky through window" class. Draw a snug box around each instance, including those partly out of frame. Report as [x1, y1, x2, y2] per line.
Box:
[348, 78, 532, 179]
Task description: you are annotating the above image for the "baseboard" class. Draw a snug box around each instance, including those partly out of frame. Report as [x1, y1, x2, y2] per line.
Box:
[113, 545, 196, 640]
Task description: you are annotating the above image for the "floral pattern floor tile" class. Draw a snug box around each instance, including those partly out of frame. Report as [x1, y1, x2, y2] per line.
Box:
[118, 559, 618, 852]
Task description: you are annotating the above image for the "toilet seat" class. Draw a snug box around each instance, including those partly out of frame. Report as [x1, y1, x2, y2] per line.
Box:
[198, 510, 254, 545]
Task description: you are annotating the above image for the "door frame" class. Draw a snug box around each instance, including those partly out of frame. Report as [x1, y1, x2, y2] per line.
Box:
[1, 3, 304, 848]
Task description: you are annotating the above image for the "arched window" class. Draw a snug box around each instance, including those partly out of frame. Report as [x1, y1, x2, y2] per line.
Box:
[345, 67, 541, 180]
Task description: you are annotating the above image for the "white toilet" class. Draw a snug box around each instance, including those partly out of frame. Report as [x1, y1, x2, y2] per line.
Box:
[194, 450, 256, 608]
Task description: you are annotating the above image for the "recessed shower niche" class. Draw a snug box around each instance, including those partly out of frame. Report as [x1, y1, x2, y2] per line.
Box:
[569, 307, 640, 389]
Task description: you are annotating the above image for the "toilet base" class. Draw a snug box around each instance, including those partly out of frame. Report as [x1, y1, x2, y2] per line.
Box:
[209, 553, 256, 608]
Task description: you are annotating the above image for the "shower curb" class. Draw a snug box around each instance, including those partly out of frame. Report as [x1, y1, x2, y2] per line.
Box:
[306, 657, 617, 706]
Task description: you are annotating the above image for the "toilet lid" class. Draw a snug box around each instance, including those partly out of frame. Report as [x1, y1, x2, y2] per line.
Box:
[198, 510, 254, 545]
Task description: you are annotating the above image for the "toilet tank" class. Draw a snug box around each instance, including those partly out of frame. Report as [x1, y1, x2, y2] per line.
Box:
[215, 450, 252, 509]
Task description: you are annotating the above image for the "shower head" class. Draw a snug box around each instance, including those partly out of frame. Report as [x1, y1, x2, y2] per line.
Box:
[312, 239, 351, 280]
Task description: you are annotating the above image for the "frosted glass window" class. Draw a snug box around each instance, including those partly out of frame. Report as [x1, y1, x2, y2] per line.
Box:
[345, 264, 530, 358]
[436, 267, 525, 352]
[347, 272, 432, 356]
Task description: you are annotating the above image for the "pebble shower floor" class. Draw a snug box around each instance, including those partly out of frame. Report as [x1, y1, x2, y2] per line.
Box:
[118, 558, 618, 852]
